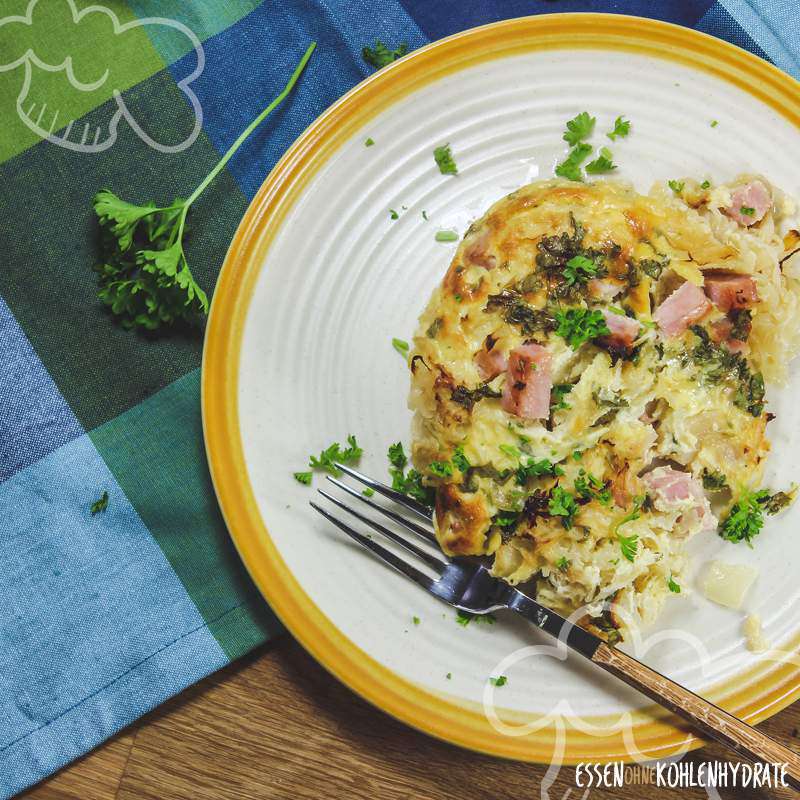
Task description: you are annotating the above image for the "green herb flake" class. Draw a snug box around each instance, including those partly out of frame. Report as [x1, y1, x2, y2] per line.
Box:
[555, 142, 592, 182]
[556, 555, 570, 572]
[606, 116, 631, 141]
[456, 610, 496, 626]
[554, 307, 610, 350]
[364, 137, 375, 147]
[412, 615, 420, 625]
[563, 254, 600, 285]
[614, 495, 645, 561]
[435, 229, 459, 242]
[668, 179, 685, 195]
[90, 491, 109, 515]
[572, 450, 582, 461]
[392, 337, 410, 357]
[422, 210, 428, 220]
[428, 460, 454, 478]
[702, 470, 728, 492]
[362, 40, 408, 69]
[740, 205, 755, 217]
[700, 180, 711, 189]
[667, 576, 681, 593]
[711, 119, 719, 128]
[308, 435, 363, 477]
[548, 486, 579, 530]
[362, 487, 375, 497]
[389, 209, 399, 220]
[452, 445, 470, 473]
[489, 675, 508, 687]
[388, 442, 435, 506]
[434, 143, 458, 175]
[92, 43, 316, 332]
[563, 111, 596, 146]
[446, 672, 452, 680]
[585, 146, 617, 175]
[293, 471, 313, 485]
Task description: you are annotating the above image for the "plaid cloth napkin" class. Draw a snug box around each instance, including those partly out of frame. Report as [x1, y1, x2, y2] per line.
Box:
[0, 0, 796, 795]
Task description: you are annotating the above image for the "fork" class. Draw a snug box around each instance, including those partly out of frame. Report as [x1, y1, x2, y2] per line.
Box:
[311, 462, 800, 788]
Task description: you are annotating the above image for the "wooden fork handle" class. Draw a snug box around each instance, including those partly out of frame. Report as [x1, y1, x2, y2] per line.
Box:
[593, 643, 800, 790]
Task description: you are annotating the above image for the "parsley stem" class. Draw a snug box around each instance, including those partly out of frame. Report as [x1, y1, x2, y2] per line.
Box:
[184, 42, 317, 209]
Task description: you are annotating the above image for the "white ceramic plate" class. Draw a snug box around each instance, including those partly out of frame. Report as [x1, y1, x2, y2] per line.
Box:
[203, 15, 800, 762]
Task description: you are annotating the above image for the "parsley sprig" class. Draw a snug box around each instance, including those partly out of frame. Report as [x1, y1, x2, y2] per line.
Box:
[614, 495, 645, 561]
[362, 40, 408, 69]
[606, 116, 631, 141]
[563, 112, 596, 146]
[555, 307, 610, 349]
[719, 487, 794, 546]
[585, 147, 617, 175]
[555, 142, 592, 182]
[434, 143, 458, 175]
[295, 434, 363, 484]
[388, 442, 435, 506]
[93, 43, 317, 330]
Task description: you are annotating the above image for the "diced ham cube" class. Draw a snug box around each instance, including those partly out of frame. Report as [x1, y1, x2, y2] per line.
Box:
[724, 180, 772, 226]
[600, 309, 641, 349]
[653, 281, 711, 337]
[501, 344, 552, 420]
[643, 466, 717, 535]
[463, 228, 496, 269]
[588, 278, 623, 302]
[474, 346, 507, 381]
[703, 272, 758, 312]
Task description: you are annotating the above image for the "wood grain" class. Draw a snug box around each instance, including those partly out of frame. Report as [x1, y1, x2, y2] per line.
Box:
[593, 642, 800, 789]
[21, 636, 800, 800]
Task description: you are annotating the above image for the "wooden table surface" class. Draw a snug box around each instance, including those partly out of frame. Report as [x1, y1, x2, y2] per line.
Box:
[22, 634, 800, 800]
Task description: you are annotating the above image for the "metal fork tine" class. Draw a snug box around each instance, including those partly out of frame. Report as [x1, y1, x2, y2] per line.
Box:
[326, 476, 437, 543]
[316, 489, 447, 571]
[333, 462, 433, 522]
[309, 502, 438, 591]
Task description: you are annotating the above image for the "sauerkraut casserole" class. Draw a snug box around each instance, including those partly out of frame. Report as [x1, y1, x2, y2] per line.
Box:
[408, 177, 800, 640]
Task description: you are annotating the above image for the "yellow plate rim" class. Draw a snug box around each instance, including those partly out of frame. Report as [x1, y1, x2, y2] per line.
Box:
[202, 13, 800, 764]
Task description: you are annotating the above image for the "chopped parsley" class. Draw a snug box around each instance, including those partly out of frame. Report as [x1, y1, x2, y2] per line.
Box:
[387, 442, 435, 506]
[563, 254, 601, 285]
[392, 337, 409, 357]
[362, 487, 375, 497]
[422, 210, 428, 220]
[555, 142, 592, 182]
[740, 205, 755, 217]
[614, 495, 645, 561]
[555, 307, 610, 349]
[293, 471, 312, 485]
[700, 179, 711, 189]
[719, 487, 794, 546]
[711, 119, 719, 128]
[499, 443, 521, 460]
[90, 491, 109, 515]
[435, 229, 459, 242]
[489, 675, 508, 687]
[412, 615, 420, 625]
[668, 179, 685, 195]
[667, 576, 681, 593]
[446, 672, 452, 679]
[452, 445, 470, 473]
[429, 460, 454, 478]
[306, 435, 363, 478]
[456, 610, 496, 626]
[702, 470, 728, 491]
[606, 116, 631, 141]
[365, 137, 375, 147]
[517, 457, 563, 486]
[585, 146, 617, 175]
[389, 209, 399, 220]
[563, 111, 596, 146]
[551, 383, 573, 412]
[548, 486, 579, 529]
[433, 143, 458, 175]
[494, 510, 521, 529]
[362, 40, 408, 69]
[556, 555, 570, 572]
[574, 470, 611, 506]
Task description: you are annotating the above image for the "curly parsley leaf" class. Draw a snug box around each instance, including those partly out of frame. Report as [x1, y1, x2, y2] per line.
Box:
[548, 486, 579, 529]
[93, 43, 316, 331]
[434, 143, 458, 175]
[563, 111, 596, 146]
[306, 434, 363, 478]
[718, 486, 793, 546]
[452, 445, 470, 473]
[668, 179, 685, 195]
[362, 40, 408, 69]
[667, 575, 681, 593]
[585, 146, 617, 175]
[429, 460, 454, 478]
[556, 555, 570, 572]
[606, 116, 631, 141]
[293, 471, 312, 485]
[554, 307, 610, 349]
[516, 458, 563, 486]
[615, 495, 645, 561]
[563, 254, 601, 285]
[90, 491, 109, 515]
[489, 675, 508, 687]
[392, 337, 409, 357]
[555, 142, 592, 182]
[387, 442, 435, 506]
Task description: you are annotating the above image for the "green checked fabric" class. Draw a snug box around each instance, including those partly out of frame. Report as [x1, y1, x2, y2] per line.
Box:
[1, 0, 796, 795]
